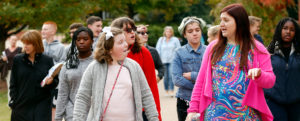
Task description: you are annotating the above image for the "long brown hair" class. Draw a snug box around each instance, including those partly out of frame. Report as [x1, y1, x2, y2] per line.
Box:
[110, 17, 141, 54]
[211, 4, 255, 69]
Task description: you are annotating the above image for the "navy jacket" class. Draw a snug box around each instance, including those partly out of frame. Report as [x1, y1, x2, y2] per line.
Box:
[264, 45, 300, 103]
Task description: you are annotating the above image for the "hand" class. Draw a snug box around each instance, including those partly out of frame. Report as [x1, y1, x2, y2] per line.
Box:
[2, 56, 7, 61]
[45, 77, 54, 85]
[247, 68, 261, 80]
[186, 113, 197, 121]
[183, 72, 191, 80]
[156, 76, 161, 83]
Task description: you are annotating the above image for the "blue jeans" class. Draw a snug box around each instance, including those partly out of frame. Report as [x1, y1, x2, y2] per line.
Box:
[163, 63, 174, 91]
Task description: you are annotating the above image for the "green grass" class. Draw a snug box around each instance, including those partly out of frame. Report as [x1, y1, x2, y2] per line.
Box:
[0, 90, 11, 121]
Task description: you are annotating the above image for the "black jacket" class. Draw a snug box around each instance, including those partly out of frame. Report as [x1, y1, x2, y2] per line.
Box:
[146, 45, 165, 79]
[264, 44, 300, 104]
[9, 53, 58, 121]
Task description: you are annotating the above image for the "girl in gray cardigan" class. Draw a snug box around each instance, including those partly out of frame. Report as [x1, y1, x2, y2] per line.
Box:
[55, 27, 94, 121]
[73, 27, 158, 121]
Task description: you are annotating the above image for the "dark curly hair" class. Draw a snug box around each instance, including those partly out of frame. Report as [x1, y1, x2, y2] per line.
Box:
[66, 27, 93, 69]
[267, 17, 300, 54]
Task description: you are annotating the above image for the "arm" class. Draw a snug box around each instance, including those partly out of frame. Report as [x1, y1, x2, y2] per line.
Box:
[171, 51, 195, 89]
[253, 49, 276, 89]
[136, 64, 159, 121]
[141, 48, 161, 120]
[73, 64, 93, 121]
[152, 49, 165, 80]
[155, 37, 162, 55]
[191, 71, 199, 82]
[55, 66, 69, 121]
[9, 57, 18, 109]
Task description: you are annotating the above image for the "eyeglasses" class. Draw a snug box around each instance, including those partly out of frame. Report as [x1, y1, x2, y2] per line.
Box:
[136, 31, 149, 35]
[124, 27, 137, 33]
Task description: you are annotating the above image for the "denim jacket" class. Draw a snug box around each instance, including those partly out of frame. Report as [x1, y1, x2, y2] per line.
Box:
[171, 43, 206, 101]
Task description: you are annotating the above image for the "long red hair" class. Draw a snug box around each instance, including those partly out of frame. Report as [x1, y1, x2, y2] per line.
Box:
[211, 4, 255, 69]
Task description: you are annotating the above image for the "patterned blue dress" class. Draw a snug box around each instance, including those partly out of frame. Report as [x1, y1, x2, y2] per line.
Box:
[204, 44, 261, 121]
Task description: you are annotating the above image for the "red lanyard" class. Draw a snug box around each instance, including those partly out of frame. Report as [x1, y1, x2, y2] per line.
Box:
[100, 61, 124, 121]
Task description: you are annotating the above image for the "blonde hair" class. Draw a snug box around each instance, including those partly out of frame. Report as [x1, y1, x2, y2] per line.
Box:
[249, 16, 262, 26]
[208, 25, 220, 37]
[94, 27, 123, 63]
[163, 26, 174, 37]
[21, 30, 44, 53]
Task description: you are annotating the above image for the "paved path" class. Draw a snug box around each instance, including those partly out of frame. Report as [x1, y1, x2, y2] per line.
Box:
[157, 80, 178, 121]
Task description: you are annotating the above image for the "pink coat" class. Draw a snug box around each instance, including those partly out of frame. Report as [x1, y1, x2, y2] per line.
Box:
[187, 40, 276, 121]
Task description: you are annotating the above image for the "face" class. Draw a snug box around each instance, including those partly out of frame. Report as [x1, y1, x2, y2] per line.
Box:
[207, 31, 217, 43]
[9, 36, 18, 46]
[88, 21, 103, 37]
[250, 22, 260, 35]
[137, 26, 148, 44]
[23, 43, 35, 55]
[165, 29, 172, 38]
[281, 21, 295, 43]
[110, 34, 129, 61]
[220, 12, 236, 38]
[69, 28, 77, 39]
[76, 31, 93, 53]
[123, 24, 136, 45]
[184, 22, 202, 45]
[41, 24, 56, 39]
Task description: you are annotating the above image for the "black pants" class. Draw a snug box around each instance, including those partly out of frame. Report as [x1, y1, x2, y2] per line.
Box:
[267, 99, 300, 121]
[177, 98, 189, 121]
[142, 111, 148, 121]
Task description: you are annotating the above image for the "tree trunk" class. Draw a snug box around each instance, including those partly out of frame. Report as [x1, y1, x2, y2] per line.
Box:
[0, 30, 8, 53]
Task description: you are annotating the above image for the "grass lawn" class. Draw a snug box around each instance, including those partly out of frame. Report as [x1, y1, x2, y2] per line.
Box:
[0, 90, 11, 121]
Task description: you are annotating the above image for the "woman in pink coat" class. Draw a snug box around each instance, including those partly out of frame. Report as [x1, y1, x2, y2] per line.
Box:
[186, 4, 276, 121]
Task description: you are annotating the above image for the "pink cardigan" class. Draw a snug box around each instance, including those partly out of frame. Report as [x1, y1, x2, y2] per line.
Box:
[187, 40, 276, 121]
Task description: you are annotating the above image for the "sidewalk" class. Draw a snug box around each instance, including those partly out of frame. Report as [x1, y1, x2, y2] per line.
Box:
[157, 80, 178, 121]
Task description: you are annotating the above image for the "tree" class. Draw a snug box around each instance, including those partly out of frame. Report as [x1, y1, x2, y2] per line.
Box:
[0, 0, 99, 52]
[97, 0, 201, 21]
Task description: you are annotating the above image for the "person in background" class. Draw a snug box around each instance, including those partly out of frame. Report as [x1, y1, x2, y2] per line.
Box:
[111, 17, 161, 121]
[9, 30, 58, 121]
[156, 26, 181, 96]
[86, 16, 103, 49]
[207, 25, 220, 43]
[186, 4, 275, 121]
[61, 23, 84, 61]
[41, 21, 65, 64]
[136, 24, 164, 82]
[249, 16, 264, 44]
[55, 27, 94, 121]
[172, 16, 207, 121]
[0, 35, 22, 103]
[265, 17, 300, 121]
[73, 27, 158, 121]
[41, 21, 65, 121]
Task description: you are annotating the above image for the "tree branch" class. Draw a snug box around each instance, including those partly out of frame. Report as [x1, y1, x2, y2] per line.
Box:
[8, 24, 28, 36]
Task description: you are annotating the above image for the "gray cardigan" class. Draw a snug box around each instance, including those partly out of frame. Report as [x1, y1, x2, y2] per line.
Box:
[73, 58, 159, 121]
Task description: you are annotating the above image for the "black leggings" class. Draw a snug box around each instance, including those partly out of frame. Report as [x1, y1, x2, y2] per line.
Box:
[177, 98, 189, 121]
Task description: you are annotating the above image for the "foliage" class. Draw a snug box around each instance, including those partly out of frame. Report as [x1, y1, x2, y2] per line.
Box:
[207, 0, 290, 46]
[0, 0, 99, 52]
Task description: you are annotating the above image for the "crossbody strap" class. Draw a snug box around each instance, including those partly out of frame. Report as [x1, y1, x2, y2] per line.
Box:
[100, 61, 124, 121]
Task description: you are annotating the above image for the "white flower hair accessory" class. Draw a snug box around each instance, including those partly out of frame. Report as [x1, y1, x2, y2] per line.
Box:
[102, 27, 113, 40]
